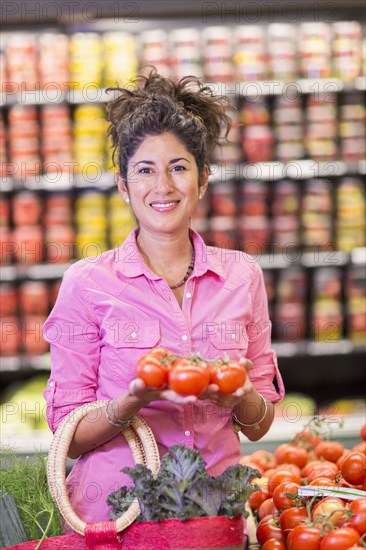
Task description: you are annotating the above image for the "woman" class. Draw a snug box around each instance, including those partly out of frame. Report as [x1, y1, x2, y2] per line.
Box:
[43, 71, 284, 524]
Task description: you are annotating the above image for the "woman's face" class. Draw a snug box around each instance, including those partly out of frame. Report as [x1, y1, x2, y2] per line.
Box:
[117, 132, 208, 237]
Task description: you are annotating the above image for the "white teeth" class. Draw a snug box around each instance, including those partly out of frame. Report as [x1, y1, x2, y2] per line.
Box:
[151, 202, 176, 208]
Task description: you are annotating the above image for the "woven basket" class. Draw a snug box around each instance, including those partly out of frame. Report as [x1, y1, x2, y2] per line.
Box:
[4, 400, 253, 549]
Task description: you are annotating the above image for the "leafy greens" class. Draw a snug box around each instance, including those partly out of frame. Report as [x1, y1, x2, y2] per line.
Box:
[107, 445, 260, 522]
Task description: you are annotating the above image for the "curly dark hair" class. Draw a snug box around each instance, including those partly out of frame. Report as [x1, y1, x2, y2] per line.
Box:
[105, 70, 232, 187]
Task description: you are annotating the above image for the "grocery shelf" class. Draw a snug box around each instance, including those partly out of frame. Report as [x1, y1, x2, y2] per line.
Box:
[1, 341, 365, 374]
[1, 78, 365, 107]
[1, 159, 364, 193]
[1, 247, 364, 283]
[208, 159, 364, 183]
[1, 354, 51, 372]
[2, 413, 364, 456]
[240, 413, 365, 454]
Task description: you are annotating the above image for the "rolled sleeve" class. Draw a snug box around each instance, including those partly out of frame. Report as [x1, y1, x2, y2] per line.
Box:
[43, 263, 101, 432]
[246, 262, 285, 404]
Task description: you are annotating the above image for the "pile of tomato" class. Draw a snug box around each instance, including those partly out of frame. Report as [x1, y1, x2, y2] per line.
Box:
[242, 423, 366, 549]
[136, 347, 247, 396]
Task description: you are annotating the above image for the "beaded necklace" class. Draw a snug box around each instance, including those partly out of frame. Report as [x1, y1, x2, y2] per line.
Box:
[169, 250, 195, 289]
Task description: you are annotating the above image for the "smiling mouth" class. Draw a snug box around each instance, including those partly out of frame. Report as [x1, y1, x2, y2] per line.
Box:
[150, 200, 180, 211]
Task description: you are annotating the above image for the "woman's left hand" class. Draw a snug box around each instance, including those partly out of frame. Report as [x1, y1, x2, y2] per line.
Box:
[198, 357, 254, 409]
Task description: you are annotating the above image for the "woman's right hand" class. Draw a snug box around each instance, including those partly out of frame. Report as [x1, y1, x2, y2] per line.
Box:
[128, 378, 197, 406]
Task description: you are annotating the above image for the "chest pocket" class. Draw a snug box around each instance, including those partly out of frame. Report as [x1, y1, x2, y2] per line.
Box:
[103, 320, 160, 348]
[102, 320, 161, 387]
[208, 321, 249, 360]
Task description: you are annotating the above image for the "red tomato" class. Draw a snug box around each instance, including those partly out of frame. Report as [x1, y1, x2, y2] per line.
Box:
[337, 449, 352, 470]
[315, 441, 344, 463]
[319, 526, 360, 550]
[267, 469, 302, 496]
[341, 452, 366, 486]
[306, 465, 338, 484]
[258, 498, 278, 520]
[308, 477, 336, 487]
[250, 450, 277, 471]
[272, 481, 300, 511]
[262, 539, 287, 550]
[339, 497, 366, 536]
[210, 359, 246, 394]
[279, 506, 308, 537]
[275, 443, 308, 468]
[352, 441, 366, 455]
[148, 347, 175, 362]
[275, 463, 302, 476]
[169, 358, 210, 396]
[239, 456, 264, 475]
[287, 525, 322, 550]
[248, 477, 270, 510]
[361, 424, 366, 442]
[136, 354, 168, 388]
[293, 429, 323, 450]
[312, 497, 345, 527]
[303, 460, 338, 478]
[256, 515, 284, 546]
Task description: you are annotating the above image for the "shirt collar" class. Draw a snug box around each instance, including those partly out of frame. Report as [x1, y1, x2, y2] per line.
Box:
[114, 228, 226, 281]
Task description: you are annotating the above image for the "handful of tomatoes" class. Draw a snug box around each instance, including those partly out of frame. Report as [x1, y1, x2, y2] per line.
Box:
[136, 347, 247, 396]
[242, 422, 366, 549]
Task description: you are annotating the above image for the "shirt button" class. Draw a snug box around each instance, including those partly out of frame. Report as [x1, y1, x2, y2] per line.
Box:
[231, 333, 236, 339]
[130, 332, 137, 338]
[181, 335, 188, 341]
[186, 292, 192, 299]
[49, 381, 55, 387]
[184, 430, 191, 437]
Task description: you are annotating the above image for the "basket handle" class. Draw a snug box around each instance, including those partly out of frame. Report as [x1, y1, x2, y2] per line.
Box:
[47, 400, 160, 536]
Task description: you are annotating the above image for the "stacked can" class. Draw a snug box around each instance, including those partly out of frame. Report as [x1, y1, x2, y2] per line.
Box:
[0, 283, 19, 355]
[19, 281, 49, 355]
[73, 104, 107, 175]
[209, 181, 237, 249]
[139, 30, 170, 78]
[299, 23, 332, 78]
[311, 268, 343, 342]
[0, 112, 7, 178]
[239, 98, 273, 163]
[44, 192, 74, 264]
[74, 190, 108, 259]
[301, 179, 333, 251]
[169, 28, 202, 81]
[5, 34, 38, 91]
[332, 21, 363, 80]
[191, 190, 210, 243]
[38, 33, 69, 91]
[339, 92, 366, 161]
[109, 191, 135, 248]
[202, 27, 233, 82]
[263, 271, 275, 320]
[273, 96, 305, 162]
[267, 24, 297, 81]
[41, 105, 72, 174]
[70, 33, 103, 90]
[8, 106, 40, 180]
[234, 26, 267, 81]
[212, 107, 242, 164]
[271, 180, 301, 251]
[103, 32, 138, 88]
[346, 266, 366, 344]
[336, 178, 366, 252]
[0, 192, 11, 266]
[274, 268, 307, 342]
[12, 191, 43, 264]
[237, 181, 270, 254]
[305, 93, 337, 160]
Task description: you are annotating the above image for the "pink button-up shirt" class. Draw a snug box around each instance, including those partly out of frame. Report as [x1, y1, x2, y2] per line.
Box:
[43, 228, 284, 523]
